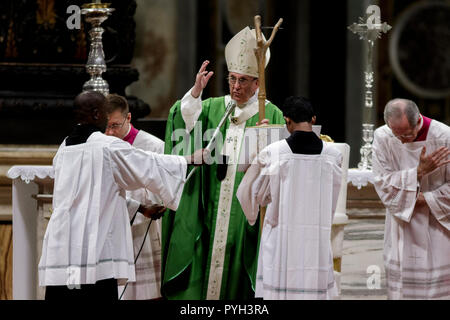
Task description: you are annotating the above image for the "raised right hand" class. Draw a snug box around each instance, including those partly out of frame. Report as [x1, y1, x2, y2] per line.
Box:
[191, 60, 214, 98]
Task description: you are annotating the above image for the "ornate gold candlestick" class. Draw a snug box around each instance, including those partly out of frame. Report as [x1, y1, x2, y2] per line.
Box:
[81, 1, 115, 95]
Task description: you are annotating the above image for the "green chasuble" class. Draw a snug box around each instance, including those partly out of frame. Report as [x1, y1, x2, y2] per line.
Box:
[161, 96, 284, 299]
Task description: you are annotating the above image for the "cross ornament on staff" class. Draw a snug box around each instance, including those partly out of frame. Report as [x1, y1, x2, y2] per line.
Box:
[254, 15, 283, 124]
[252, 15, 283, 231]
[252, 15, 283, 163]
[348, 5, 391, 170]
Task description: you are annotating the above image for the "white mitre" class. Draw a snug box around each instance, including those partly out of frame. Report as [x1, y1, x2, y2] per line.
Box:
[225, 26, 271, 78]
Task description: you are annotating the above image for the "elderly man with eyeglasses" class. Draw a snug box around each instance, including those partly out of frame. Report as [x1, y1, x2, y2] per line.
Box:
[161, 27, 285, 300]
[372, 98, 450, 300]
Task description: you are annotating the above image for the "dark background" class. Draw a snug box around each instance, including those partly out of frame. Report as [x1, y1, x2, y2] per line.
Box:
[0, 0, 448, 166]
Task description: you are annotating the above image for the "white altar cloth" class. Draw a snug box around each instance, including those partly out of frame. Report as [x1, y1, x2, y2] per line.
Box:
[7, 165, 53, 300]
[347, 168, 375, 189]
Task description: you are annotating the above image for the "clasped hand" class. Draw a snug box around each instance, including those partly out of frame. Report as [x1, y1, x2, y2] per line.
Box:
[417, 146, 450, 180]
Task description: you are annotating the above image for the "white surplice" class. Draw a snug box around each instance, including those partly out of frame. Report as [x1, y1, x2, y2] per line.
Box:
[236, 139, 342, 300]
[372, 120, 450, 300]
[38, 132, 187, 287]
[122, 130, 165, 300]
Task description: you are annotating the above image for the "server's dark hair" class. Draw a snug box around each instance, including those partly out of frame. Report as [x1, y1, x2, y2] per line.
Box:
[73, 91, 106, 123]
[281, 96, 316, 123]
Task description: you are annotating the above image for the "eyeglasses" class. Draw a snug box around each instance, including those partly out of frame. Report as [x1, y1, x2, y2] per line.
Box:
[106, 117, 126, 130]
[227, 75, 256, 87]
[392, 124, 419, 140]
[394, 133, 417, 139]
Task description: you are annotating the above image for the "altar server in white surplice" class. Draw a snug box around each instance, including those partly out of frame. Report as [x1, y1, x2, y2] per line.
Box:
[39, 91, 205, 301]
[372, 98, 450, 300]
[237, 96, 342, 300]
[105, 94, 165, 300]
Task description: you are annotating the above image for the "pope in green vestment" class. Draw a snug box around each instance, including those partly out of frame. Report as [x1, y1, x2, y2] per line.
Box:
[161, 26, 285, 300]
[162, 96, 284, 300]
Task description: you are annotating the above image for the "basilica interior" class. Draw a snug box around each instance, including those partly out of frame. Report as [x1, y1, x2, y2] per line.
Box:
[0, 0, 449, 300]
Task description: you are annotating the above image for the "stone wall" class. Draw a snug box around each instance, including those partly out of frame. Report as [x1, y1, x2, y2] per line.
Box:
[126, 0, 178, 119]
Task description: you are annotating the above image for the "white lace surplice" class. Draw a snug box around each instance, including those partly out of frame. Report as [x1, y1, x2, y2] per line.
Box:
[237, 140, 342, 300]
[372, 120, 450, 300]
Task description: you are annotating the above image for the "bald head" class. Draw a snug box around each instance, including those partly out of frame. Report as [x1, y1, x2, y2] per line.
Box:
[73, 91, 108, 131]
[384, 98, 422, 143]
[384, 98, 420, 128]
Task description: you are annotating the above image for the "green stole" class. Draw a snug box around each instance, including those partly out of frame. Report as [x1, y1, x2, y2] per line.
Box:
[161, 96, 285, 299]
